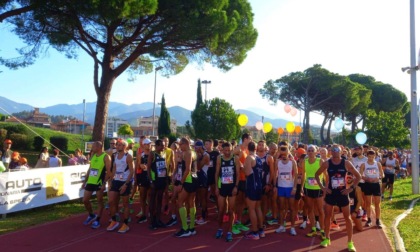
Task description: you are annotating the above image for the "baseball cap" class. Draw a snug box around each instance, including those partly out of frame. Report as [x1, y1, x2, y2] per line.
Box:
[4, 139, 12, 144]
[143, 138, 152, 145]
[296, 148, 306, 157]
[126, 138, 135, 144]
[194, 141, 204, 148]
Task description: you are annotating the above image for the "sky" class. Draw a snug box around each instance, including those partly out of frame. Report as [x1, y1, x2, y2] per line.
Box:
[0, 0, 418, 126]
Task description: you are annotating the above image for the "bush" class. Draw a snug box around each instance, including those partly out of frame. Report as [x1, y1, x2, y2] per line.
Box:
[4, 124, 28, 136]
[0, 128, 7, 143]
[33, 136, 45, 151]
[50, 136, 68, 151]
[10, 133, 31, 150]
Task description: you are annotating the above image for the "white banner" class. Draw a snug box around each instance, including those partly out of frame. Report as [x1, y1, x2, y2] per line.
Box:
[0, 165, 90, 214]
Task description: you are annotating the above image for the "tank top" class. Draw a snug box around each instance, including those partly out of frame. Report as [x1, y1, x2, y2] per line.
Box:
[175, 161, 183, 182]
[151, 151, 167, 181]
[304, 157, 322, 190]
[259, 154, 270, 186]
[48, 156, 60, 167]
[246, 155, 263, 191]
[239, 146, 248, 181]
[327, 158, 347, 194]
[165, 147, 173, 176]
[364, 161, 380, 180]
[208, 150, 220, 171]
[87, 153, 106, 185]
[277, 159, 294, 188]
[114, 153, 130, 181]
[219, 155, 236, 186]
[384, 158, 396, 174]
[201, 152, 210, 174]
[183, 151, 197, 183]
[352, 156, 368, 173]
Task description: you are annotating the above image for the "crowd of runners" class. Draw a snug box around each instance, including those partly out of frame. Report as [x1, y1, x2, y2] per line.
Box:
[80, 134, 410, 252]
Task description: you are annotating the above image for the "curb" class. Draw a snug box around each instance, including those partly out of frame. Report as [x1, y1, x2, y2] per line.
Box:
[391, 197, 420, 252]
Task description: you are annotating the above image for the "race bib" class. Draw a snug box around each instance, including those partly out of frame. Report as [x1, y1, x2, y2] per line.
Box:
[307, 177, 318, 186]
[366, 168, 377, 175]
[280, 172, 291, 181]
[331, 177, 345, 189]
[176, 167, 182, 181]
[222, 166, 234, 184]
[89, 168, 99, 177]
[115, 172, 124, 181]
[157, 167, 167, 178]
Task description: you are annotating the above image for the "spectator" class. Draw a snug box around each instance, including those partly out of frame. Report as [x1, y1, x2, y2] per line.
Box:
[75, 148, 88, 165]
[35, 147, 49, 168]
[48, 149, 62, 167]
[1, 139, 13, 170]
[16, 157, 30, 171]
[68, 154, 79, 166]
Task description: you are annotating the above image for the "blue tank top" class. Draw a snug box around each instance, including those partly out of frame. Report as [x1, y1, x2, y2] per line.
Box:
[327, 158, 347, 194]
[246, 156, 263, 191]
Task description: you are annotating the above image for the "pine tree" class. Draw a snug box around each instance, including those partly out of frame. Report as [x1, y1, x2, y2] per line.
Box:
[195, 79, 203, 110]
[158, 94, 171, 137]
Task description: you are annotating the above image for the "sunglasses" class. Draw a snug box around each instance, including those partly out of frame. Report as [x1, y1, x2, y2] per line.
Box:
[332, 147, 340, 152]
[280, 147, 288, 151]
[307, 149, 315, 152]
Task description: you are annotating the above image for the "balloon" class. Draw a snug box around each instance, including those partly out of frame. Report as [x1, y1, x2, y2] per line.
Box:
[295, 125, 302, 134]
[284, 104, 291, 113]
[255, 121, 263, 130]
[355, 132, 367, 145]
[263, 122, 273, 133]
[286, 122, 295, 133]
[290, 107, 297, 116]
[277, 127, 284, 134]
[334, 118, 344, 130]
[238, 114, 248, 126]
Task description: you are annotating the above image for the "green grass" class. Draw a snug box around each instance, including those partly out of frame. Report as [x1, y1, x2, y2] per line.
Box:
[380, 178, 420, 252]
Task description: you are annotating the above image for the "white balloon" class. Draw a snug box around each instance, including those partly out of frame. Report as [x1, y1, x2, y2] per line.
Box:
[334, 118, 344, 130]
[355, 132, 367, 144]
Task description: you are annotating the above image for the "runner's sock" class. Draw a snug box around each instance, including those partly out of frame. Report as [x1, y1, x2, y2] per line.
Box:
[190, 207, 196, 229]
[179, 207, 188, 230]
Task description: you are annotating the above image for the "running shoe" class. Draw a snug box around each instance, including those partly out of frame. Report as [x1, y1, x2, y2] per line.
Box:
[316, 221, 321, 231]
[244, 232, 260, 240]
[362, 214, 368, 222]
[157, 220, 166, 228]
[330, 222, 340, 231]
[365, 219, 372, 227]
[376, 219, 382, 229]
[267, 219, 279, 225]
[320, 238, 331, 248]
[226, 232, 233, 242]
[136, 211, 143, 218]
[91, 220, 100, 229]
[381, 195, 384, 201]
[259, 229, 266, 238]
[348, 241, 357, 252]
[189, 228, 197, 236]
[266, 210, 272, 218]
[117, 223, 130, 233]
[320, 231, 326, 240]
[306, 229, 318, 237]
[107, 221, 120, 231]
[175, 229, 191, 238]
[232, 225, 241, 235]
[389, 196, 393, 201]
[236, 223, 250, 231]
[244, 219, 251, 226]
[83, 214, 97, 226]
[300, 221, 307, 229]
[196, 217, 207, 225]
[137, 216, 147, 224]
[149, 222, 158, 230]
[215, 229, 223, 239]
[165, 217, 177, 227]
[275, 225, 286, 233]
[290, 227, 297, 236]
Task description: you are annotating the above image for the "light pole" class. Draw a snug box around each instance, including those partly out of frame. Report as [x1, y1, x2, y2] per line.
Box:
[152, 66, 163, 137]
[201, 80, 211, 101]
[82, 99, 86, 148]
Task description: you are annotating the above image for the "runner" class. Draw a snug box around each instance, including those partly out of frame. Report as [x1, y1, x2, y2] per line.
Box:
[381, 151, 399, 201]
[206, 139, 219, 208]
[351, 145, 368, 222]
[347, 172, 364, 232]
[174, 137, 198, 238]
[166, 142, 182, 227]
[195, 140, 210, 225]
[302, 145, 326, 239]
[135, 138, 152, 224]
[360, 149, 384, 228]
[162, 137, 175, 216]
[215, 142, 240, 242]
[81, 141, 112, 229]
[147, 139, 168, 230]
[107, 139, 135, 233]
[243, 141, 264, 240]
[275, 144, 298, 236]
[256, 140, 275, 225]
[315, 144, 361, 251]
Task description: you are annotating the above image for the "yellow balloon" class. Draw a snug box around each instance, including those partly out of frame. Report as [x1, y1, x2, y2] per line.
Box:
[286, 122, 295, 133]
[263, 122, 273, 133]
[238, 114, 248, 126]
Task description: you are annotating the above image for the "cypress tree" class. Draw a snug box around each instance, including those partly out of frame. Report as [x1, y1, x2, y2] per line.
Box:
[158, 94, 171, 137]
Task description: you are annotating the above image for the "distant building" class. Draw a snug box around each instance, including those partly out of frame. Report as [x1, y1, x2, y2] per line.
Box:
[5, 108, 51, 128]
[131, 116, 177, 138]
[105, 118, 130, 138]
[51, 119, 91, 134]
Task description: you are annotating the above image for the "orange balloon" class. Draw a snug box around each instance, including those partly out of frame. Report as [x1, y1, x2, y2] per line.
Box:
[277, 127, 284, 134]
[295, 126, 302, 134]
[284, 104, 291, 113]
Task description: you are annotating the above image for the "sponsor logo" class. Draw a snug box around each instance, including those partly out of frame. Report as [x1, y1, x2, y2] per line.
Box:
[46, 172, 64, 199]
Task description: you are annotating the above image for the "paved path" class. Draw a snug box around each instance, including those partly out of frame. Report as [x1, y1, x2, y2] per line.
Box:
[0, 202, 392, 252]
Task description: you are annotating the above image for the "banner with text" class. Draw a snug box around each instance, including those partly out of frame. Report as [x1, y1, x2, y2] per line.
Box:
[0, 165, 89, 214]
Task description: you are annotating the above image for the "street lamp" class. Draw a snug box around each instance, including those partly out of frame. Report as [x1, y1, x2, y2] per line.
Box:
[152, 66, 163, 137]
[201, 80, 211, 101]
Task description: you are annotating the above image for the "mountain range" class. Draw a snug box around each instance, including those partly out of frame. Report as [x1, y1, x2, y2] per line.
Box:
[0, 96, 299, 128]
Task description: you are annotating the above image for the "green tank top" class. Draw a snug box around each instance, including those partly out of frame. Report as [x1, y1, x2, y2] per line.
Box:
[304, 157, 323, 190]
[87, 152, 106, 185]
[184, 151, 197, 183]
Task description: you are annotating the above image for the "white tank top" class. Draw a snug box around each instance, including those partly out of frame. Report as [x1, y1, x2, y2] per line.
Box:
[48, 156, 60, 167]
[114, 153, 130, 181]
[363, 161, 380, 179]
[352, 156, 367, 172]
[277, 159, 294, 188]
[384, 158, 396, 174]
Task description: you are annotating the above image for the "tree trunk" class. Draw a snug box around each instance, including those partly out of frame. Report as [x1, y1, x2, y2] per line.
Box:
[92, 71, 116, 141]
[320, 115, 327, 144]
[303, 109, 310, 143]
